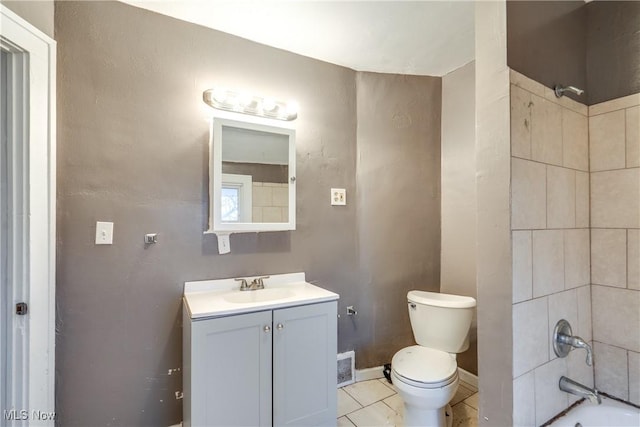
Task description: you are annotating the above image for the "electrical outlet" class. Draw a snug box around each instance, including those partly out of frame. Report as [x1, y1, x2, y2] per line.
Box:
[331, 188, 346, 206]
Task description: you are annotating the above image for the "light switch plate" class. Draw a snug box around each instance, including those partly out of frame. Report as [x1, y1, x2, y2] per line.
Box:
[331, 188, 346, 206]
[95, 221, 114, 245]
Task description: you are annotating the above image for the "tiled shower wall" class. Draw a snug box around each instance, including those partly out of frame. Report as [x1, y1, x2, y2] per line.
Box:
[588, 94, 640, 405]
[510, 70, 593, 426]
[252, 182, 289, 223]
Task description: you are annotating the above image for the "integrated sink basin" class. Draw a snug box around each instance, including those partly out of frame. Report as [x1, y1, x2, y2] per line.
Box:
[183, 272, 339, 319]
[223, 288, 294, 304]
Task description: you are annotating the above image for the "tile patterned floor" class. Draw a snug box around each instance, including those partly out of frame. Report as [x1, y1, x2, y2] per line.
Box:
[338, 378, 479, 427]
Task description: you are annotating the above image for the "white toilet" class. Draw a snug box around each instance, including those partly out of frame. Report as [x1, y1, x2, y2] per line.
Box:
[391, 290, 476, 427]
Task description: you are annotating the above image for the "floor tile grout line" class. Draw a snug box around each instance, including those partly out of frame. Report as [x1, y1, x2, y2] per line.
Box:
[341, 386, 367, 407]
[343, 391, 400, 416]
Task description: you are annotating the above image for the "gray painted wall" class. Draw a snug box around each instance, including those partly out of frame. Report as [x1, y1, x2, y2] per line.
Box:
[1, 0, 54, 38]
[440, 61, 477, 375]
[507, 0, 640, 105]
[55, 2, 442, 425]
[507, 0, 586, 103]
[586, 0, 640, 105]
[355, 72, 442, 368]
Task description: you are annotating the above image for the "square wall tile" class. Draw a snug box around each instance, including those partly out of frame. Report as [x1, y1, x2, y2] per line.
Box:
[594, 341, 629, 401]
[535, 358, 568, 426]
[512, 158, 546, 230]
[513, 298, 549, 377]
[592, 286, 640, 353]
[629, 230, 640, 290]
[591, 169, 640, 229]
[272, 187, 289, 207]
[591, 229, 627, 288]
[252, 185, 272, 207]
[575, 172, 589, 228]
[510, 69, 546, 97]
[590, 110, 626, 172]
[511, 85, 532, 159]
[547, 166, 576, 229]
[533, 230, 565, 297]
[629, 351, 640, 405]
[531, 95, 563, 166]
[576, 285, 592, 342]
[513, 371, 535, 427]
[627, 106, 640, 168]
[589, 93, 640, 116]
[564, 229, 590, 289]
[562, 109, 588, 171]
[548, 289, 578, 360]
[513, 231, 533, 303]
[548, 289, 578, 361]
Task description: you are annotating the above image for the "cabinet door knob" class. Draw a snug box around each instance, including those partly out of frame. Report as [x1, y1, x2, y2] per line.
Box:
[264, 325, 271, 333]
[276, 323, 284, 330]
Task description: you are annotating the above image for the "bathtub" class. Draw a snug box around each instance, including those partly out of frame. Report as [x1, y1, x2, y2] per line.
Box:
[549, 396, 640, 427]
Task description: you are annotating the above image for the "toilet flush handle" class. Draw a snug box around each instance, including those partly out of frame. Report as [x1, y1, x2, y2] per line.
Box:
[409, 302, 416, 309]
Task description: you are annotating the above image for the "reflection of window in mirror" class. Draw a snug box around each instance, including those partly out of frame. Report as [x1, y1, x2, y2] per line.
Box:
[221, 174, 252, 222]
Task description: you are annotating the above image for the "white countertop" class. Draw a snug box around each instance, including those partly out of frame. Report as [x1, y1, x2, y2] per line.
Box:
[183, 272, 339, 320]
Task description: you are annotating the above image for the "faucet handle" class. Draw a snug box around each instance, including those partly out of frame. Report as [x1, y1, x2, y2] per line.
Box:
[234, 278, 249, 291]
[251, 276, 270, 288]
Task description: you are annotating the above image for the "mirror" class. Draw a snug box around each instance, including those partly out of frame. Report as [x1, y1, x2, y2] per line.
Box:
[208, 116, 296, 234]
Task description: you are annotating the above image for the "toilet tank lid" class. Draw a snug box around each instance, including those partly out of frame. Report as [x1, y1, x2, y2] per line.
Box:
[408, 291, 476, 308]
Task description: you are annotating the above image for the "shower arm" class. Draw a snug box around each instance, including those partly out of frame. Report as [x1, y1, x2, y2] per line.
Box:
[554, 85, 585, 98]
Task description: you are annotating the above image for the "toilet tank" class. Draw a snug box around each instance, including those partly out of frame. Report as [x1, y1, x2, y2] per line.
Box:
[407, 290, 476, 353]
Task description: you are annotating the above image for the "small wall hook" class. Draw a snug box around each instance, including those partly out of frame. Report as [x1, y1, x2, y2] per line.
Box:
[144, 233, 158, 244]
[346, 306, 357, 316]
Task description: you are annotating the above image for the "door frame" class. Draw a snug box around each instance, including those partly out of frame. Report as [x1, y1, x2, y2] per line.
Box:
[1, 5, 56, 423]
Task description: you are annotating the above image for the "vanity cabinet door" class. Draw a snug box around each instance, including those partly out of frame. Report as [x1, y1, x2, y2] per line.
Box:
[189, 310, 273, 427]
[273, 302, 337, 426]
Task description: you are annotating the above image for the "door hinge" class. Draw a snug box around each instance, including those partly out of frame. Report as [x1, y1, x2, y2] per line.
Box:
[16, 302, 28, 315]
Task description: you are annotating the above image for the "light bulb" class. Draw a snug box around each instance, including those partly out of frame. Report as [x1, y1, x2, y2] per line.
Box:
[262, 97, 277, 112]
[212, 88, 228, 104]
[286, 101, 299, 117]
[238, 92, 253, 107]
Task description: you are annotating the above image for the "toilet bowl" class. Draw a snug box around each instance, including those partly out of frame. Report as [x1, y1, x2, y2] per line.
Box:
[392, 291, 476, 427]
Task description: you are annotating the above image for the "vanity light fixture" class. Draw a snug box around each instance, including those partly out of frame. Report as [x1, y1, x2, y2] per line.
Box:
[203, 88, 298, 121]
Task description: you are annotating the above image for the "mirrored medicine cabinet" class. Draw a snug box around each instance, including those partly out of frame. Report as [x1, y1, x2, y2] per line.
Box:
[207, 116, 296, 236]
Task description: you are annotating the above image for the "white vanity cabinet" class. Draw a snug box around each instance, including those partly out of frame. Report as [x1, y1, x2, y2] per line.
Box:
[183, 300, 337, 427]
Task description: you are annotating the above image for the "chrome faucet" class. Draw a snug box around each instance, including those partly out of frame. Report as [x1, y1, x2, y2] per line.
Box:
[559, 376, 601, 405]
[235, 278, 250, 291]
[235, 276, 270, 291]
[553, 319, 593, 366]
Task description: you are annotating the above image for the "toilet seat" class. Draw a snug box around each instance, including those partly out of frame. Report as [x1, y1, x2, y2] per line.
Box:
[392, 346, 458, 389]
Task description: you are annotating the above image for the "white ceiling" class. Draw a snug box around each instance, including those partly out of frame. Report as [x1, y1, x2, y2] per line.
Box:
[120, 1, 475, 77]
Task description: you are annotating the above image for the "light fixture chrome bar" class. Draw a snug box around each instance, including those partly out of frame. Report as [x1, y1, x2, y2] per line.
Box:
[203, 88, 298, 121]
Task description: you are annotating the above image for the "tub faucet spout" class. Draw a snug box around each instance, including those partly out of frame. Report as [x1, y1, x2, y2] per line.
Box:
[559, 376, 601, 405]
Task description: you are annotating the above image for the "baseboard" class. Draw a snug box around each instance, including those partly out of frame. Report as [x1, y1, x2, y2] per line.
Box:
[355, 365, 385, 382]
[458, 367, 478, 389]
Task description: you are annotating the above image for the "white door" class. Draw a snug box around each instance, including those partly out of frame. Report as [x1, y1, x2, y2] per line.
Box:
[273, 302, 337, 427]
[0, 6, 56, 426]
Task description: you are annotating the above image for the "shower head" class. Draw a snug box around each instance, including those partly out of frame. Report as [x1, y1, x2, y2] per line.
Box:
[554, 85, 584, 98]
